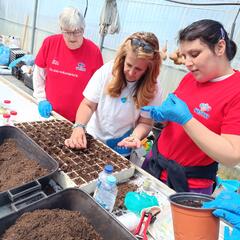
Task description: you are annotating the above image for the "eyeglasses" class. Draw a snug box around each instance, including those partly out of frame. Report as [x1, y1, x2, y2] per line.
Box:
[61, 29, 83, 37]
[131, 38, 155, 53]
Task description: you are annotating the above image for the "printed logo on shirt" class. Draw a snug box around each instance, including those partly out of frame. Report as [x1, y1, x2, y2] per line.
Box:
[76, 62, 86, 71]
[121, 97, 128, 103]
[51, 59, 59, 65]
[194, 103, 212, 119]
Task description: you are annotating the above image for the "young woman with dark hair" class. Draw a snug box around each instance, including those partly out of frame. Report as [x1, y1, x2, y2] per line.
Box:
[142, 19, 240, 194]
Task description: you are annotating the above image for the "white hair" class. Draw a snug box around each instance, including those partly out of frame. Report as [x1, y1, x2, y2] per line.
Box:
[59, 7, 85, 31]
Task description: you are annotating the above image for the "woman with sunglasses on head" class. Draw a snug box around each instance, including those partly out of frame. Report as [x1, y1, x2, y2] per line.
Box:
[33, 6, 103, 122]
[142, 19, 240, 194]
[65, 32, 162, 157]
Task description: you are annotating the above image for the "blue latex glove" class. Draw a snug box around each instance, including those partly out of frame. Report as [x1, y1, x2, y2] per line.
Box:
[224, 226, 240, 240]
[213, 209, 240, 229]
[124, 191, 159, 215]
[202, 190, 240, 240]
[38, 100, 52, 118]
[141, 105, 165, 122]
[141, 93, 192, 125]
[202, 190, 240, 214]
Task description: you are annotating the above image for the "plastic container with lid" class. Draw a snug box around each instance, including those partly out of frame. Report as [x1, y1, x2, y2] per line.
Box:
[10, 110, 18, 125]
[93, 164, 114, 198]
[94, 175, 118, 212]
[2, 99, 12, 112]
[2, 113, 11, 125]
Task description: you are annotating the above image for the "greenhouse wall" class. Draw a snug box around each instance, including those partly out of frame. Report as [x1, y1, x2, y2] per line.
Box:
[1, 0, 240, 98]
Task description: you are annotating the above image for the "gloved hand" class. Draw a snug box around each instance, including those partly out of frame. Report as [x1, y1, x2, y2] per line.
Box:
[141, 105, 165, 122]
[202, 190, 240, 240]
[224, 226, 240, 240]
[141, 93, 192, 125]
[202, 190, 240, 214]
[38, 100, 52, 118]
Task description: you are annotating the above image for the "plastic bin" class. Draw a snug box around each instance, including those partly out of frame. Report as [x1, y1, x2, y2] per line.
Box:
[23, 73, 33, 90]
[0, 188, 137, 240]
[0, 126, 59, 196]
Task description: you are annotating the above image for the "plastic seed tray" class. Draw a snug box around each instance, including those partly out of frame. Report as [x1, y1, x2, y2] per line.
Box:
[16, 120, 135, 193]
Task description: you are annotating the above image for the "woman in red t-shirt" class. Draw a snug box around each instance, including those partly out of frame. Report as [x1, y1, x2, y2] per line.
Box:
[33, 7, 103, 122]
[142, 19, 240, 194]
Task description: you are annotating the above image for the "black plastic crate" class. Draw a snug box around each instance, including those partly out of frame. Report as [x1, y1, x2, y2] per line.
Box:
[11, 61, 26, 80]
[10, 49, 25, 63]
[0, 126, 59, 193]
[0, 188, 137, 240]
[0, 178, 62, 219]
[23, 73, 33, 90]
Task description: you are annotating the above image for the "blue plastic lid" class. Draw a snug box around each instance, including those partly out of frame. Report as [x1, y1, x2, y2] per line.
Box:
[104, 164, 113, 173]
[107, 175, 117, 185]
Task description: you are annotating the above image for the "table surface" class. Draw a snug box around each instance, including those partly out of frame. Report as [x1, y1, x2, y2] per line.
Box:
[0, 75, 64, 125]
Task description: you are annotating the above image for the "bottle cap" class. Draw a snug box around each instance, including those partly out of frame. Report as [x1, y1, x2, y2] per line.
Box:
[3, 113, 10, 119]
[10, 110, 17, 116]
[107, 175, 117, 185]
[104, 164, 113, 173]
[4, 100, 11, 104]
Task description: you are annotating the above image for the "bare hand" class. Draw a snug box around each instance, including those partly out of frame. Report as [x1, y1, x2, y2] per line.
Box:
[64, 128, 87, 149]
[117, 135, 141, 148]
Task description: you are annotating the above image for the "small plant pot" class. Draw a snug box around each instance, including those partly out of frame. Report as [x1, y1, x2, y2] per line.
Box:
[169, 192, 219, 240]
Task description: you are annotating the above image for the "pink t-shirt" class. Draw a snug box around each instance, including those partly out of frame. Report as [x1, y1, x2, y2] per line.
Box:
[158, 71, 240, 188]
[35, 34, 103, 121]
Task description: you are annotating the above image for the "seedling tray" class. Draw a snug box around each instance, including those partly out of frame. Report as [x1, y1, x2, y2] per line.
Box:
[16, 120, 135, 193]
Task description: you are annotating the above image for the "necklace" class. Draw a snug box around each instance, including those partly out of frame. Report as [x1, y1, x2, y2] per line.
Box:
[120, 82, 136, 103]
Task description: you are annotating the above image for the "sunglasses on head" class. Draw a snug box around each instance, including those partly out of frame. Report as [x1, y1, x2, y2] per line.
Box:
[131, 38, 155, 53]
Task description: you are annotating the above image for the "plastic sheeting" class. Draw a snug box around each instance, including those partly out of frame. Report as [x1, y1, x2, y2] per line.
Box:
[1, 0, 240, 97]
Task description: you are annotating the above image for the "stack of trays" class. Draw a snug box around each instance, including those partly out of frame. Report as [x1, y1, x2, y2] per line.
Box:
[10, 49, 25, 62]
[23, 73, 33, 89]
[16, 120, 135, 193]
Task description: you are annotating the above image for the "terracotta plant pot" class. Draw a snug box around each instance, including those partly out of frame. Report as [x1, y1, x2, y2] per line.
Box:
[169, 192, 219, 240]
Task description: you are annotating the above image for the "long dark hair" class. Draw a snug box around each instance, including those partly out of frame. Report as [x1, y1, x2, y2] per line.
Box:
[178, 19, 237, 61]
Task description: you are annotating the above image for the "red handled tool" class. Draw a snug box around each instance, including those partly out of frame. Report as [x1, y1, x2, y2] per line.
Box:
[134, 207, 161, 240]
[134, 210, 152, 240]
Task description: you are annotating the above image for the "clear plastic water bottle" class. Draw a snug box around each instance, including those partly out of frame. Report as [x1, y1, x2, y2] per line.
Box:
[94, 175, 118, 212]
[93, 164, 113, 198]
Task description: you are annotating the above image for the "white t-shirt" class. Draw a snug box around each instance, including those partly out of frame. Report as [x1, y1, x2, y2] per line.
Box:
[83, 61, 162, 143]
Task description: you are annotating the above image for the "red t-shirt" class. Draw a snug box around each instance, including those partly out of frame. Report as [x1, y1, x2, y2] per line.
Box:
[158, 71, 240, 188]
[35, 34, 103, 121]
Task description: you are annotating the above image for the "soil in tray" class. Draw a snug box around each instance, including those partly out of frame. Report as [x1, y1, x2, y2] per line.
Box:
[1, 209, 103, 240]
[114, 182, 138, 210]
[0, 139, 49, 192]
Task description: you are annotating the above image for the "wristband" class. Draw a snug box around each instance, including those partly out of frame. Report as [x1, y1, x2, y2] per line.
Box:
[72, 123, 86, 131]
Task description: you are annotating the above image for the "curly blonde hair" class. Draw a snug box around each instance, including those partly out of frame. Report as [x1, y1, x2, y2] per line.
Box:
[107, 32, 161, 108]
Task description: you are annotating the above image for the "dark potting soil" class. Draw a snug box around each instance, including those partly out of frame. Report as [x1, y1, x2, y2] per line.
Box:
[16, 120, 132, 187]
[1, 209, 103, 240]
[0, 139, 49, 192]
[178, 199, 205, 208]
[114, 182, 138, 210]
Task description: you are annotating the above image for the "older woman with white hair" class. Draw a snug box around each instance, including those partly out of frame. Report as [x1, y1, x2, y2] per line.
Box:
[33, 6, 103, 122]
